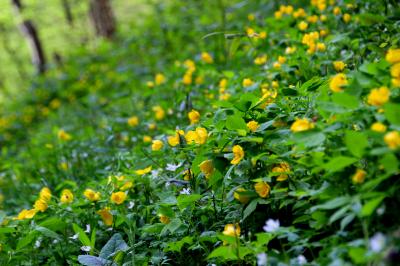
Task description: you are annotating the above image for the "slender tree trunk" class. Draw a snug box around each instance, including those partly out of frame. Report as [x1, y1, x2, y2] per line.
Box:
[61, 0, 74, 26]
[11, 0, 46, 74]
[89, 0, 116, 39]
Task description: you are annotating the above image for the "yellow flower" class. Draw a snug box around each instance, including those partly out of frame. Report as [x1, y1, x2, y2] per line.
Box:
[120, 181, 133, 191]
[247, 121, 259, 132]
[60, 189, 74, 204]
[248, 13, 255, 21]
[58, 129, 72, 141]
[34, 199, 48, 212]
[254, 55, 267, 65]
[39, 187, 52, 202]
[127, 116, 139, 127]
[274, 11, 283, 19]
[259, 31, 267, 39]
[392, 78, 400, 87]
[384, 131, 400, 149]
[390, 63, 400, 78]
[231, 145, 244, 165]
[343, 13, 351, 23]
[386, 49, 400, 64]
[143, 135, 152, 143]
[16, 209, 36, 220]
[188, 109, 200, 124]
[278, 56, 286, 64]
[234, 188, 250, 204]
[254, 182, 271, 198]
[333, 6, 341, 15]
[223, 223, 240, 237]
[152, 140, 164, 151]
[272, 162, 290, 181]
[98, 208, 113, 226]
[333, 61, 346, 72]
[285, 46, 296, 54]
[273, 62, 281, 69]
[159, 214, 170, 224]
[152, 106, 165, 120]
[110, 191, 127, 205]
[219, 78, 228, 89]
[201, 52, 213, 64]
[367, 87, 390, 107]
[167, 130, 184, 146]
[316, 43, 326, 52]
[60, 162, 68, 170]
[199, 159, 214, 179]
[146, 81, 154, 88]
[329, 73, 348, 92]
[84, 189, 101, 202]
[183, 169, 192, 181]
[148, 123, 157, 130]
[298, 21, 308, 31]
[371, 122, 387, 133]
[352, 169, 366, 184]
[242, 78, 254, 87]
[195, 75, 204, 85]
[155, 73, 166, 85]
[185, 127, 208, 145]
[135, 166, 152, 175]
[183, 73, 192, 85]
[290, 118, 314, 132]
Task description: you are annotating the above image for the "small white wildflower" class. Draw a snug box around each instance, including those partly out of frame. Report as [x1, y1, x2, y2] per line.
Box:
[165, 181, 171, 187]
[84, 224, 91, 233]
[151, 169, 160, 179]
[34, 240, 41, 248]
[370, 232, 386, 252]
[180, 188, 191, 195]
[81, 246, 91, 252]
[297, 255, 307, 265]
[257, 253, 267, 266]
[263, 219, 280, 233]
[69, 233, 79, 240]
[128, 201, 135, 209]
[166, 162, 183, 171]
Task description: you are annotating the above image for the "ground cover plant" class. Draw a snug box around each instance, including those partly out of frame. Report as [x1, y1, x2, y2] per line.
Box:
[1, 0, 400, 265]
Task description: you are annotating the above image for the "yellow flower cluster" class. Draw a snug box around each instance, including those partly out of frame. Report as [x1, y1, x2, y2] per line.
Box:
[386, 49, 400, 86]
[84, 189, 101, 202]
[302, 32, 324, 54]
[367, 87, 390, 107]
[290, 118, 314, 132]
[329, 73, 348, 92]
[272, 162, 290, 181]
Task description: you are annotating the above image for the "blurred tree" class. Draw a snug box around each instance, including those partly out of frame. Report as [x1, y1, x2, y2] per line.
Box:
[11, 0, 46, 74]
[89, 0, 116, 39]
[61, 0, 74, 26]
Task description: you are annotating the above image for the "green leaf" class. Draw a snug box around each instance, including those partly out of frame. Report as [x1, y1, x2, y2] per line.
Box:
[361, 196, 385, 217]
[322, 156, 357, 173]
[379, 153, 399, 174]
[331, 93, 359, 109]
[161, 218, 184, 234]
[177, 194, 202, 210]
[345, 130, 368, 157]
[292, 131, 325, 147]
[226, 114, 247, 131]
[311, 196, 351, 212]
[78, 255, 110, 266]
[73, 223, 91, 247]
[164, 236, 193, 252]
[35, 226, 61, 240]
[385, 103, 400, 126]
[39, 217, 67, 232]
[207, 246, 238, 260]
[243, 200, 258, 220]
[340, 214, 355, 230]
[99, 233, 128, 259]
[0, 227, 16, 234]
[349, 247, 367, 264]
[17, 231, 37, 250]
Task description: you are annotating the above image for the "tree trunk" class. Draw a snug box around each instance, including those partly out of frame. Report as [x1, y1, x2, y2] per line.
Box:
[89, 0, 116, 39]
[61, 0, 74, 26]
[11, 0, 46, 74]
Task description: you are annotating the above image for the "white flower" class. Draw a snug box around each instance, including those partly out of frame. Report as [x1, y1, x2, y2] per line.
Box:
[69, 233, 79, 240]
[166, 162, 183, 171]
[263, 219, 280, 233]
[84, 224, 91, 233]
[297, 255, 307, 265]
[81, 246, 91, 252]
[128, 201, 135, 209]
[180, 188, 191, 195]
[257, 253, 267, 266]
[34, 240, 41, 248]
[370, 232, 386, 252]
[151, 169, 160, 179]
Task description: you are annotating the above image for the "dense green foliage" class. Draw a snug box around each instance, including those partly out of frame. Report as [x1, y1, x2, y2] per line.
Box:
[1, 0, 400, 265]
